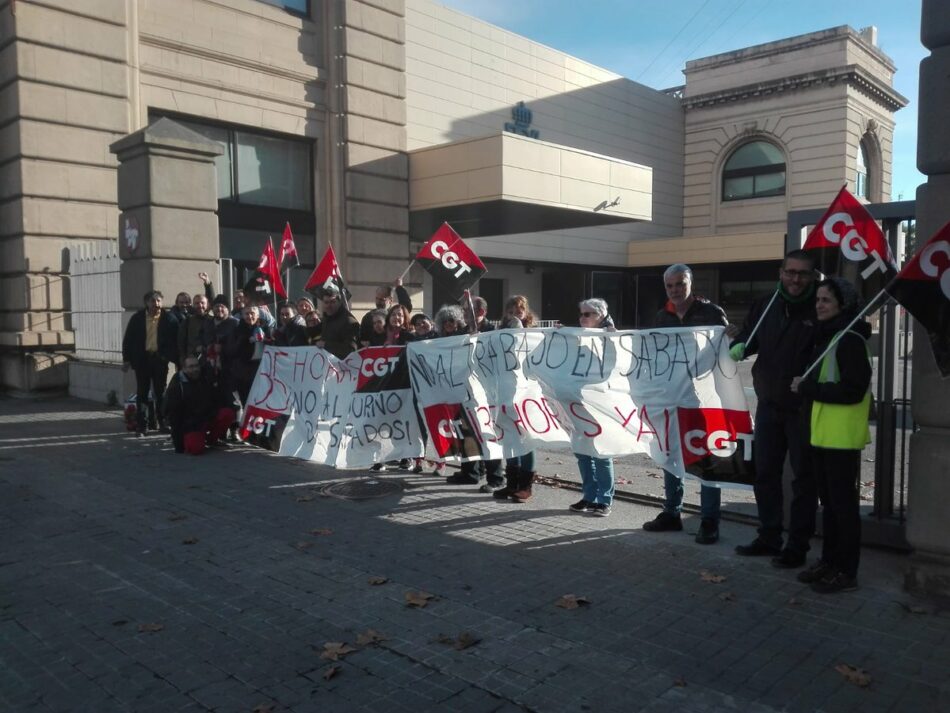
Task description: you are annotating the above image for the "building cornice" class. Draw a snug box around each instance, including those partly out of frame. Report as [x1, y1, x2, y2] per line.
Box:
[682, 65, 908, 112]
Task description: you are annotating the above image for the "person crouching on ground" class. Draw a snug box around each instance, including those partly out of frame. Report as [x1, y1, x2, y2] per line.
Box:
[569, 298, 616, 517]
[790, 277, 871, 594]
[164, 356, 236, 454]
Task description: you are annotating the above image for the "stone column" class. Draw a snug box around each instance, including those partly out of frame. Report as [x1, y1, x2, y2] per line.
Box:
[326, 0, 413, 316]
[109, 118, 223, 313]
[905, 0, 950, 604]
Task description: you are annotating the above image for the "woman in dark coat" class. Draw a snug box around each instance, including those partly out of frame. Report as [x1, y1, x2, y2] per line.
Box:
[225, 304, 272, 405]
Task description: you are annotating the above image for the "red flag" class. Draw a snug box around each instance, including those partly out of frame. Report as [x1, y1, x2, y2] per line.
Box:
[244, 237, 286, 304]
[277, 222, 299, 269]
[305, 244, 351, 301]
[886, 222, 950, 377]
[415, 223, 486, 299]
[802, 186, 897, 302]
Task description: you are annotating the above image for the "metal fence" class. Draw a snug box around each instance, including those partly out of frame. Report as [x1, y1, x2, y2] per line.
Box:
[68, 241, 123, 363]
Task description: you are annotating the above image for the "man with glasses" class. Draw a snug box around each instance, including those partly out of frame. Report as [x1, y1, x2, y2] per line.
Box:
[312, 285, 360, 358]
[728, 249, 819, 567]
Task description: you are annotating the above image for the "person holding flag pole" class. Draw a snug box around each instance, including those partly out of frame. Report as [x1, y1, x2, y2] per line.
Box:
[277, 222, 300, 299]
[728, 249, 820, 566]
[790, 276, 872, 594]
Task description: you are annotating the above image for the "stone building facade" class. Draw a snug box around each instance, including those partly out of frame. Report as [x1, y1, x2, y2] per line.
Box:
[0, 0, 905, 393]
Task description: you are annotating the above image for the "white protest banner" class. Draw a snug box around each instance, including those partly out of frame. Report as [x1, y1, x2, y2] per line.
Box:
[406, 326, 755, 488]
[242, 345, 424, 469]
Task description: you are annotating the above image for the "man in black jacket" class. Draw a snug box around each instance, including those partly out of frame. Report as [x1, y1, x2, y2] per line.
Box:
[164, 357, 236, 454]
[122, 290, 179, 435]
[643, 264, 729, 544]
[313, 285, 360, 358]
[728, 249, 819, 566]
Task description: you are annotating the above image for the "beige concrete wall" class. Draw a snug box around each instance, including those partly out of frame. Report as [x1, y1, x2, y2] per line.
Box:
[404, 0, 684, 268]
[0, 0, 135, 388]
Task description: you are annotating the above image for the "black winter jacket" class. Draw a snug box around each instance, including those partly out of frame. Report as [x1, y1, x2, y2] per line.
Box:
[733, 286, 817, 411]
[796, 315, 872, 406]
[122, 309, 179, 369]
[653, 297, 728, 329]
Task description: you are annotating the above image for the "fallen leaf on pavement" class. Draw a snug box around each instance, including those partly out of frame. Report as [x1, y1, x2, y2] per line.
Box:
[405, 590, 435, 608]
[294, 541, 313, 551]
[181, 537, 199, 545]
[138, 623, 164, 633]
[309, 528, 333, 536]
[320, 642, 357, 661]
[699, 570, 726, 583]
[895, 600, 928, 614]
[835, 663, 872, 687]
[322, 665, 341, 681]
[615, 477, 631, 485]
[356, 629, 387, 646]
[718, 592, 736, 602]
[454, 632, 481, 650]
[167, 514, 187, 522]
[367, 576, 389, 585]
[555, 594, 590, 609]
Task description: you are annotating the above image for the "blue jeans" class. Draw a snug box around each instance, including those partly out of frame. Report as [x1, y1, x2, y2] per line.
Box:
[663, 470, 721, 521]
[506, 451, 535, 473]
[574, 454, 615, 505]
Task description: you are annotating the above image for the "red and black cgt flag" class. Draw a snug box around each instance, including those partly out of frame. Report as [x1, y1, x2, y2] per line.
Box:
[355, 346, 411, 393]
[244, 237, 287, 304]
[677, 407, 755, 488]
[802, 186, 897, 302]
[415, 223, 486, 300]
[886, 222, 950, 377]
[305, 244, 351, 301]
[277, 222, 299, 270]
[422, 403, 485, 459]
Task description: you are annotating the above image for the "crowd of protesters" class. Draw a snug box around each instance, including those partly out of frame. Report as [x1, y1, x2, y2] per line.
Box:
[123, 255, 871, 595]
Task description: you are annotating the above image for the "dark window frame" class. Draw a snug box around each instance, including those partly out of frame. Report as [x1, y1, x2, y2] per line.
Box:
[721, 140, 787, 202]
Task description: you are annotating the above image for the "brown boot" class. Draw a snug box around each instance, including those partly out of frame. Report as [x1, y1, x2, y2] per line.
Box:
[510, 470, 535, 502]
[492, 464, 520, 499]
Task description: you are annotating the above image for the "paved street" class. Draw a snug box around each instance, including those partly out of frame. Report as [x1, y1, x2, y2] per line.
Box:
[1, 397, 948, 713]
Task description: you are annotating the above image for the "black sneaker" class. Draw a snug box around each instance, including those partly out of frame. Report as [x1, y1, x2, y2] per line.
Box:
[797, 560, 834, 584]
[771, 549, 806, 569]
[695, 518, 719, 545]
[642, 511, 683, 532]
[811, 571, 858, 594]
[398, 459, 412, 470]
[371, 463, 387, 472]
[569, 499, 593, 512]
[479, 482, 504, 493]
[445, 472, 479, 485]
[734, 538, 781, 557]
[589, 503, 611, 517]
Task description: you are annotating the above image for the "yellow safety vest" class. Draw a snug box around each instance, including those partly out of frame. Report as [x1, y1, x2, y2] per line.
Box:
[810, 329, 871, 450]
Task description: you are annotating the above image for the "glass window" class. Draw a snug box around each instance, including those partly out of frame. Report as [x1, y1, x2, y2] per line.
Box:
[722, 141, 786, 201]
[235, 132, 311, 211]
[856, 142, 869, 199]
[256, 0, 308, 15]
[175, 120, 233, 201]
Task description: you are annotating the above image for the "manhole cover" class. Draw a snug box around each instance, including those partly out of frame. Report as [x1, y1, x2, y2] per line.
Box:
[320, 478, 406, 501]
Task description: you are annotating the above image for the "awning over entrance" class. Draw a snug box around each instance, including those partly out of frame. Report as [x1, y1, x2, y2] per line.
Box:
[409, 133, 652, 240]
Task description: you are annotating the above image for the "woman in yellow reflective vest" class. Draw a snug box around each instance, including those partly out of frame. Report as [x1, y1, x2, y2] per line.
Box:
[791, 277, 871, 594]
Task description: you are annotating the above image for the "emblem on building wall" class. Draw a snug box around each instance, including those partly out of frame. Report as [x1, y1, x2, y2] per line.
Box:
[504, 101, 539, 139]
[124, 216, 140, 254]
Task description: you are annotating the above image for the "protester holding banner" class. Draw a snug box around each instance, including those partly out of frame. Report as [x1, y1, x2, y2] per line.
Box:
[363, 309, 389, 347]
[225, 305, 272, 405]
[410, 313, 437, 340]
[643, 265, 728, 543]
[791, 277, 871, 594]
[360, 279, 413, 345]
[495, 295, 538, 502]
[729, 250, 819, 565]
[312, 285, 360, 359]
[163, 356, 236, 455]
[296, 296, 317, 320]
[274, 303, 308, 347]
[570, 298, 617, 516]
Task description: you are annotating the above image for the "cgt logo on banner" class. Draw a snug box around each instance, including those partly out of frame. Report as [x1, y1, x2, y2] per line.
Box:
[677, 407, 755, 487]
[357, 346, 410, 392]
[422, 403, 486, 459]
[240, 404, 288, 444]
[415, 223, 487, 299]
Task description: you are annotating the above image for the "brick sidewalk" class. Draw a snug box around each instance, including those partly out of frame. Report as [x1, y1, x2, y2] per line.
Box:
[0, 398, 947, 712]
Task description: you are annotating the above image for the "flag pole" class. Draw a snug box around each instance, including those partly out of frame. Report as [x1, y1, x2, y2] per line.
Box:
[398, 260, 415, 283]
[463, 289, 478, 334]
[743, 288, 779, 348]
[800, 288, 892, 380]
